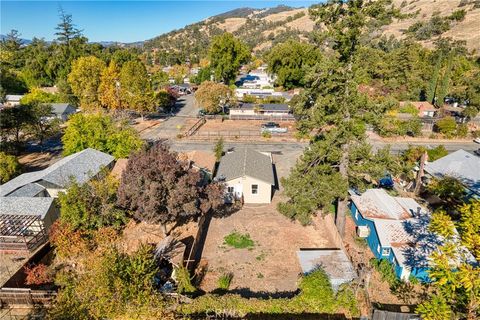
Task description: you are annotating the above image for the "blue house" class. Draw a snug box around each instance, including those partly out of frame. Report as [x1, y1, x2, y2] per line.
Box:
[349, 189, 435, 281]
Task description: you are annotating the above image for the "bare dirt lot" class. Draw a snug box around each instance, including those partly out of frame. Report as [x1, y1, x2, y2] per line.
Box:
[183, 119, 300, 142]
[199, 197, 336, 294]
[18, 152, 62, 172]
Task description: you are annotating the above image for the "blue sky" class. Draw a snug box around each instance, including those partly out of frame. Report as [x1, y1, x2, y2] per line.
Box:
[1, 1, 321, 42]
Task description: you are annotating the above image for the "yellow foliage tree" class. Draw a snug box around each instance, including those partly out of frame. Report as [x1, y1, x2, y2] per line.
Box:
[194, 81, 232, 114]
[68, 56, 106, 111]
[98, 61, 122, 110]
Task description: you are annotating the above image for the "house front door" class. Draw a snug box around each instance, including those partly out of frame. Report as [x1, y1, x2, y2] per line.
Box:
[234, 183, 243, 200]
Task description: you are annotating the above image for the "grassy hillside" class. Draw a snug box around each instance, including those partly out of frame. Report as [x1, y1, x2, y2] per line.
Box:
[384, 0, 480, 52]
[143, 5, 315, 65]
[144, 1, 480, 65]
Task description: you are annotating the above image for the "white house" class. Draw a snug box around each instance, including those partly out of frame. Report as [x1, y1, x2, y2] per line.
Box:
[216, 148, 275, 204]
[50, 103, 77, 121]
[5, 95, 23, 107]
[229, 103, 292, 119]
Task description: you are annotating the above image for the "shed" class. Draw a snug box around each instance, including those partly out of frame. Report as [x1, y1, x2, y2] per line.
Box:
[296, 249, 356, 291]
[372, 310, 419, 320]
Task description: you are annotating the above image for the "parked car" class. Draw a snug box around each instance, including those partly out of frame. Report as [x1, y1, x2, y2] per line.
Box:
[261, 122, 279, 129]
[474, 149, 480, 156]
[474, 138, 480, 144]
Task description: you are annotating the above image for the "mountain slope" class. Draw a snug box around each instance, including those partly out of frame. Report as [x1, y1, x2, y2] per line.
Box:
[144, 5, 316, 64]
[144, 1, 480, 65]
[383, 0, 480, 52]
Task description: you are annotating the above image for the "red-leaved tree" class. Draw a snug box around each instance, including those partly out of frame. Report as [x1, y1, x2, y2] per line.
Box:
[24, 264, 52, 286]
[117, 143, 224, 234]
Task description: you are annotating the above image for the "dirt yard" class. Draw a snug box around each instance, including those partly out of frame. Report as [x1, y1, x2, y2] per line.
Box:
[18, 152, 62, 172]
[183, 119, 300, 142]
[199, 197, 336, 294]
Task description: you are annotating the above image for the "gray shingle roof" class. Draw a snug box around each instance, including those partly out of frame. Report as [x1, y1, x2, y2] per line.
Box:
[0, 197, 55, 218]
[0, 148, 115, 196]
[216, 148, 274, 185]
[7, 183, 46, 197]
[48, 103, 76, 115]
[425, 149, 480, 195]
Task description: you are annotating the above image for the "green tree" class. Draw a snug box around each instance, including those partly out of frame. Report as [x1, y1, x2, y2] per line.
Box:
[458, 200, 480, 260]
[435, 116, 457, 137]
[209, 33, 250, 84]
[428, 176, 465, 208]
[0, 152, 21, 183]
[62, 113, 143, 159]
[213, 137, 224, 161]
[266, 40, 322, 89]
[20, 88, 60, 105]
[427, 145, 448, 161]
[26, 102, 62, 145]
[119, 60, 156, 117]
[192, 67, 212, 85]
[98, 61, 121, 110]
[58, 173, 126, 231]
[68, 56, 106, 110]
[55, 7, 83, 46]
[418, 210, 480, 320]
[0, 105, 33, 152]
[194, 81, 232, 114]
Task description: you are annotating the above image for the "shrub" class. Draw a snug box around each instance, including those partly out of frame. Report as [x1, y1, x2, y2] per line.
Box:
[427, 145, 448, 161]
[223, 232, 255, 249]
[435, 116, 457, 137]
[262, 131, 272, 138]
[175, 266, 196, 294]
[456, 123, 468, 138]
[218, 273, 233, 290]
[0, 152, 20, 184]
[370, 258, 398, 287]
[24, 264, 53, 285]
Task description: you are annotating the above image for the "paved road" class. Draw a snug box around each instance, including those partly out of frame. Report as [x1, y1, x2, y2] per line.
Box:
[169, 140, 308, 153]
[370, 140, 479, 154]
[141, 94, 198, 140]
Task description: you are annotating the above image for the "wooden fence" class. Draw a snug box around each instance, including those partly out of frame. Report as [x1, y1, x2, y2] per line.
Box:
[184, 117, 206, 137]
[229, 114, 295, 121]
[184, 215, 208, 272]
[0, 288, 56, 307]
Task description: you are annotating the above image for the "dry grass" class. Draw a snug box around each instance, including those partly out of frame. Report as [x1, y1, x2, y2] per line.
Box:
[199, 197, 336, 293]
[384, 0, 480, 52]
[215, 17, 247, 33]
[263, 8, 305, 23]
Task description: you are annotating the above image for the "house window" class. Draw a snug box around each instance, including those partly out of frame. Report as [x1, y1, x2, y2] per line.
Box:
[251, 184, 258, 194]
[227, 187, 234, 193]
[382, 248, 391, 256]
[355, 209, 359, 220]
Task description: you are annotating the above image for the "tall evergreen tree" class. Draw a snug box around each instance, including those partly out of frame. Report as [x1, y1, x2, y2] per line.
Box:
[55, 7, 82, 46]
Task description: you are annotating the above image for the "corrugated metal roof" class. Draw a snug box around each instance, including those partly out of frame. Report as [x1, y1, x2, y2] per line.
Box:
[350, 189, 423, 220]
